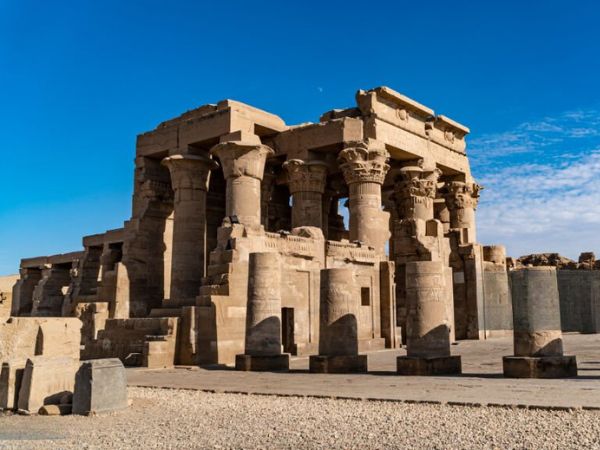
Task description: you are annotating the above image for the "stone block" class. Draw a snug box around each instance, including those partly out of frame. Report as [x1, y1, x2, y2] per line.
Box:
[0, 317, 82, 363]
[0, 359, 26, 410]
[396, 355, 462, 376]
[502, 355, 577, 378]
[309, 355, 368, 374]
[17, 356, 78, 413]
[73, 358, 128, 415]
[235, 354, 289, 372]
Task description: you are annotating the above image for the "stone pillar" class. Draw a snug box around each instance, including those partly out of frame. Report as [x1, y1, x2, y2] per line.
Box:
[31, 264, 72, 317]
[482, 245, 513, 338]
[338, 142, 390, 255]
[445, 180, 482, 244]
[211, 140, 273, 229]
[397, 261, 461, 375]
[503, 267, 577, 378]
[161, 153, 217, 307]
[309, 268, 368, 373]
[12, 267, 42, 316]
[235, 252, 289, 371]
[283, 159, 328, 230]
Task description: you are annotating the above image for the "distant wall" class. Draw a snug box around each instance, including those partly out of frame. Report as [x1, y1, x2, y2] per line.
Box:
[557, 270, 600, 333]
[483, 271, 513, 336]
[0, 274, 19, 319]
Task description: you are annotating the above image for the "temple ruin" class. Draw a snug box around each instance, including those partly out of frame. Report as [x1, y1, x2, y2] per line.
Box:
[4, 87, 516, 369]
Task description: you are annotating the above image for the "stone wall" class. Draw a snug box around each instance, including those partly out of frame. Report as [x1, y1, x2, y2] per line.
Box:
[0, 275, 18, 319]
[557, 270, 600, 333]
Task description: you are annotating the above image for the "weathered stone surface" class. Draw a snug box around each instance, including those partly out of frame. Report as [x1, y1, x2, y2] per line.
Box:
[0, 359, 25, 410]
[0, 317, 82, 362]
[9, 87, 492, 367]
[398, 261, 461, 375]
[0, 275, 18, 319]
[73, 358, 128, 415]
[17, 356, 78, 413]
[505, 267, 577, 378]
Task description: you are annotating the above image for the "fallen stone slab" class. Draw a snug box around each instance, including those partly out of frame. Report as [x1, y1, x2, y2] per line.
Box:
[17, 356, 78, 413]
[73, 358, 128, 415]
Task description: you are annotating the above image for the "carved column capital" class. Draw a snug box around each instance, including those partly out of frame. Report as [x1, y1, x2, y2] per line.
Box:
[161, 154, 218, 192]
[338, 142, 390, 185]
[283, 159, 328, 194]
[445, 181, 483, 210]
[210, 142, 274, 181]
[392, 166, 441, 219]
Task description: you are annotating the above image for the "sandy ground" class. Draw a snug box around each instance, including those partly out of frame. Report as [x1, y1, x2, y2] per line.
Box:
[1, 387, 599, 449]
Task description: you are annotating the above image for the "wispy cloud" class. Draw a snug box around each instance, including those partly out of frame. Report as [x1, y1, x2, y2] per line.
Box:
[472, 108, 600, 259]
[469, 108, 600, 165]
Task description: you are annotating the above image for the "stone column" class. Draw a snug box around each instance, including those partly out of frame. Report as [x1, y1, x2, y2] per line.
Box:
[283, 159, 328, 230]
[211, 141, 274, 229]
[503, 267, 577, 378]
[235, 252, 289, 371]
[445, 180, 482, 244]
[162, 153, 217, 307]
[397, 261, 461, 375]
[309, 268, 368, 373]
[338, 143, 390, 255]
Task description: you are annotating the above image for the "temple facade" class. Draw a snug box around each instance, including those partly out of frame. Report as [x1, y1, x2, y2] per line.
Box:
[9, 86, 501, 367]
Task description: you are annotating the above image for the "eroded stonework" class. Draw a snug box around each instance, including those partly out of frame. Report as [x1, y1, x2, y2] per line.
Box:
[9, 86, 491, 367]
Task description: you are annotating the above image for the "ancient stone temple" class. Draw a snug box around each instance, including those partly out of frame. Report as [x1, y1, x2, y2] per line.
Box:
[8, 86, 488, 367]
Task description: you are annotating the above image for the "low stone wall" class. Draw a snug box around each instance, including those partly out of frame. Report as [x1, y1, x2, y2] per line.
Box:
[557, 270, 600, 333]
[83, 317, 178, 368]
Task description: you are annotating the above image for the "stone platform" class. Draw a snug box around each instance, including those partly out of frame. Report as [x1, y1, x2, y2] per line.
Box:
[127, 334, 600, 410]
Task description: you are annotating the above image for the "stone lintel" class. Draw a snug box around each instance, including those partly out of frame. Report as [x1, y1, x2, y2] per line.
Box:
[137, 100, 287, 158]
[358, 86, 435, 117]
[83, 228, 125, 248]
[274, 117, 364, 159]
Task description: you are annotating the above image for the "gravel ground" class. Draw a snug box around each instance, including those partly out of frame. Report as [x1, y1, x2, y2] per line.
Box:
[1, 387, 599, 449]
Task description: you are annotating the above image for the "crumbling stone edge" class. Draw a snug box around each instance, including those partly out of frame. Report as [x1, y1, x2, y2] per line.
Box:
[128, 384, 600, 412]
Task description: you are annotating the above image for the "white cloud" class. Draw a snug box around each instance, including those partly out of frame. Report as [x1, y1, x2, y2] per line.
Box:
[472, 108, 600, 259]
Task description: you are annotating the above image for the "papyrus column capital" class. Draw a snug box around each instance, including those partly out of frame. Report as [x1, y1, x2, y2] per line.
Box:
[283, 159, 328, 194]
[338, 141, 390, 185]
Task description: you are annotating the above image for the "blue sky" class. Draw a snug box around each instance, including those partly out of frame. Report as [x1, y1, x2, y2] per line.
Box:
[1, 0, 600, 273]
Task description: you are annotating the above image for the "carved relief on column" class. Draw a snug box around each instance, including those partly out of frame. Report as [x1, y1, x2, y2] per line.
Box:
[283, 159, 328, 229]
[338, 142, 390, 255]
[444, 180, 482, 243]
[392, 164, 441, 221]
[210, 142, 274, 229]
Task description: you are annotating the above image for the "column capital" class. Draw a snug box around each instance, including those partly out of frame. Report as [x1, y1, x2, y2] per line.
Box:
[210, 142, 274, 181]
[161, 154, 218, 192]
[283, 159, 328, 194]
[392, 165, 441, 219]
[338, 142, 390, 185]
[444, 181, 483, 210]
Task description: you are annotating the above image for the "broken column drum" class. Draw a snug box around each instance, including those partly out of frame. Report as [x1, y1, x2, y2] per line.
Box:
[503, 267, 577, 378]
[235, 252, 289, 371]
[397, 261, 461, 375]
[338, 142, 391, 255]
[309, 268, 368, 373]
[210, 141, 274, 229]
[162, 153, 217, 307]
